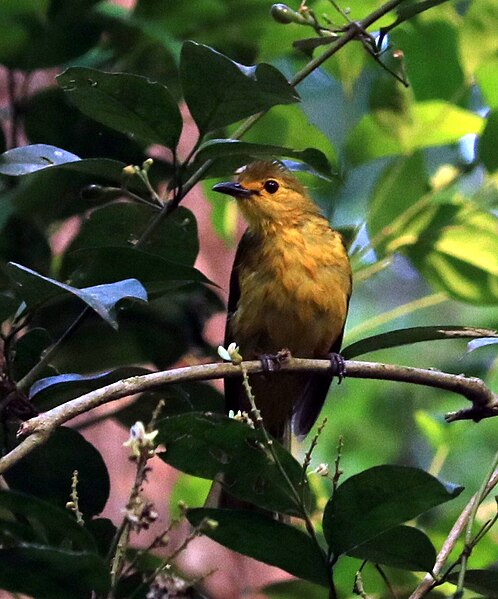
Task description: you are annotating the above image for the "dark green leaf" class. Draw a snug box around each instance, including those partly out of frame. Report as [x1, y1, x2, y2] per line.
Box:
[447, 569, 498, 598]
[0, 3, 103, 70]
[7, 263, 148, 329]
[4, 427, 110, 518]
[323, 466, 462, 556]
[29, 367, 152, 410]
[193, 139, 332, 178]
[64, 246, 210, 292]
[0, 490, 96, 551]
[115, 383, 223, 428]
[0, 293, 20, 323]
[85, 518, 117, 558]
[57, 67, 182, 149]
[187, 508, 328, 587]
[0, 545, 110, 599]
[180, 41, 299, 135]
[156, 412, 313, 517]
[60, 204, 198, 281]
[342, 326, 498, 359]
[0, 144, 80, 176]
[12, 327, 52, 380]
[347, 525, 436, 572]
[479, 109, 498, 173]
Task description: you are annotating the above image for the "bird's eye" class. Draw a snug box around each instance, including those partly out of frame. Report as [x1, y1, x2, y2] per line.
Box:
[264, 179, 279, 194]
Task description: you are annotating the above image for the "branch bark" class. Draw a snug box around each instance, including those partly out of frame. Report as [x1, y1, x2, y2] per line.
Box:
[0, 357, 496, 475]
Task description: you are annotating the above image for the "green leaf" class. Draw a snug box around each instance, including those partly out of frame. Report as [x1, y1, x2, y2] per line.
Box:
[0, 144, 80, 176]
[406, 206, 498, 304]
[0, 490, 96, 552]
[63, 246, 210, 292]
[0, 293, 19, 323]
[0, 545, 110, 599]
[29, 367, 152, 411]
[479, 109, 498, 173]
[7, 263, 148, 330]
[391, 19, 464, 101]
[60, 204, 198, 279]
[447, 569, 498, 598]
[460, 0, 498, 74]
[180, 41, 299, 135]
[476, 59, 498, 108]
[193, 139, 333, 178]
[4, 427, 110, 518]
[84, 518, 116, 558]
[115, 383, 223, 428]
[264, 579, 328, 599]
[367, 152, 428, 242]
[57, 67, 182, 149]
[346, 102, 484, 164]
[0, 2, 102, 70]
[170, 473, 212, 519]
[187, 508, 328, 587]
[342, 326, 498, 359]
[322, 465, 462, 556]
[12, 327, 53, 380]
[156, 412, 313, 517]
[347, 525, 436, 572]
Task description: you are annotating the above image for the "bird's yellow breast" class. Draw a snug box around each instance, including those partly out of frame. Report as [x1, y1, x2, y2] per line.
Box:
[231, 217, 351, 358]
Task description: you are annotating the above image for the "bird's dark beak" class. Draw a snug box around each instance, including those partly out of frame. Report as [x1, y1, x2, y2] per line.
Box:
[212, 181, 253, 199]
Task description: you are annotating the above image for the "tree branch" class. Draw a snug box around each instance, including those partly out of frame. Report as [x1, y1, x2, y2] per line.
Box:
[1, 358, 496, 476]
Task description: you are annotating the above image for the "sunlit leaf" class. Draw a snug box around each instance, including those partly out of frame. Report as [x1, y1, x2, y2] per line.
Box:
[346, 101, 483, 164]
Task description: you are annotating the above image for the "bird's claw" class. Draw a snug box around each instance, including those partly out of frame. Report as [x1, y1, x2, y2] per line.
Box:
[259, 348, 291, 372]
[328, 352, 346, 383]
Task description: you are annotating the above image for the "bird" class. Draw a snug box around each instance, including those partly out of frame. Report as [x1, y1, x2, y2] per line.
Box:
[212, 160, 352, 445]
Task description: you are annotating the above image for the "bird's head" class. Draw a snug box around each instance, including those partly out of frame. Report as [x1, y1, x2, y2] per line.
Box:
[212, 161, 319, 231]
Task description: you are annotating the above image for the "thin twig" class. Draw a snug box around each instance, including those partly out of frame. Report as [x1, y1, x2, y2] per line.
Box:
[409, 462, 498, 599]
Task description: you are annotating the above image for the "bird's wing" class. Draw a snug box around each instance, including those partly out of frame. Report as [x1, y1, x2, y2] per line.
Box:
[223, 229, 255, 415]
[291, 291, 351, 438]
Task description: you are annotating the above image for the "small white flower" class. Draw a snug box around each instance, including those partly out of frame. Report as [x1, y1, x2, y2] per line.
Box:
[313, 463, 330, 477]
[217, 342, 242, 364]
[123, 421, 159, 458]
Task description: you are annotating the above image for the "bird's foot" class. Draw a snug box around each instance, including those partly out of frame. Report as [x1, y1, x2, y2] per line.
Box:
[259, 348, 291, 372]
[328, 352, 346, 383]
